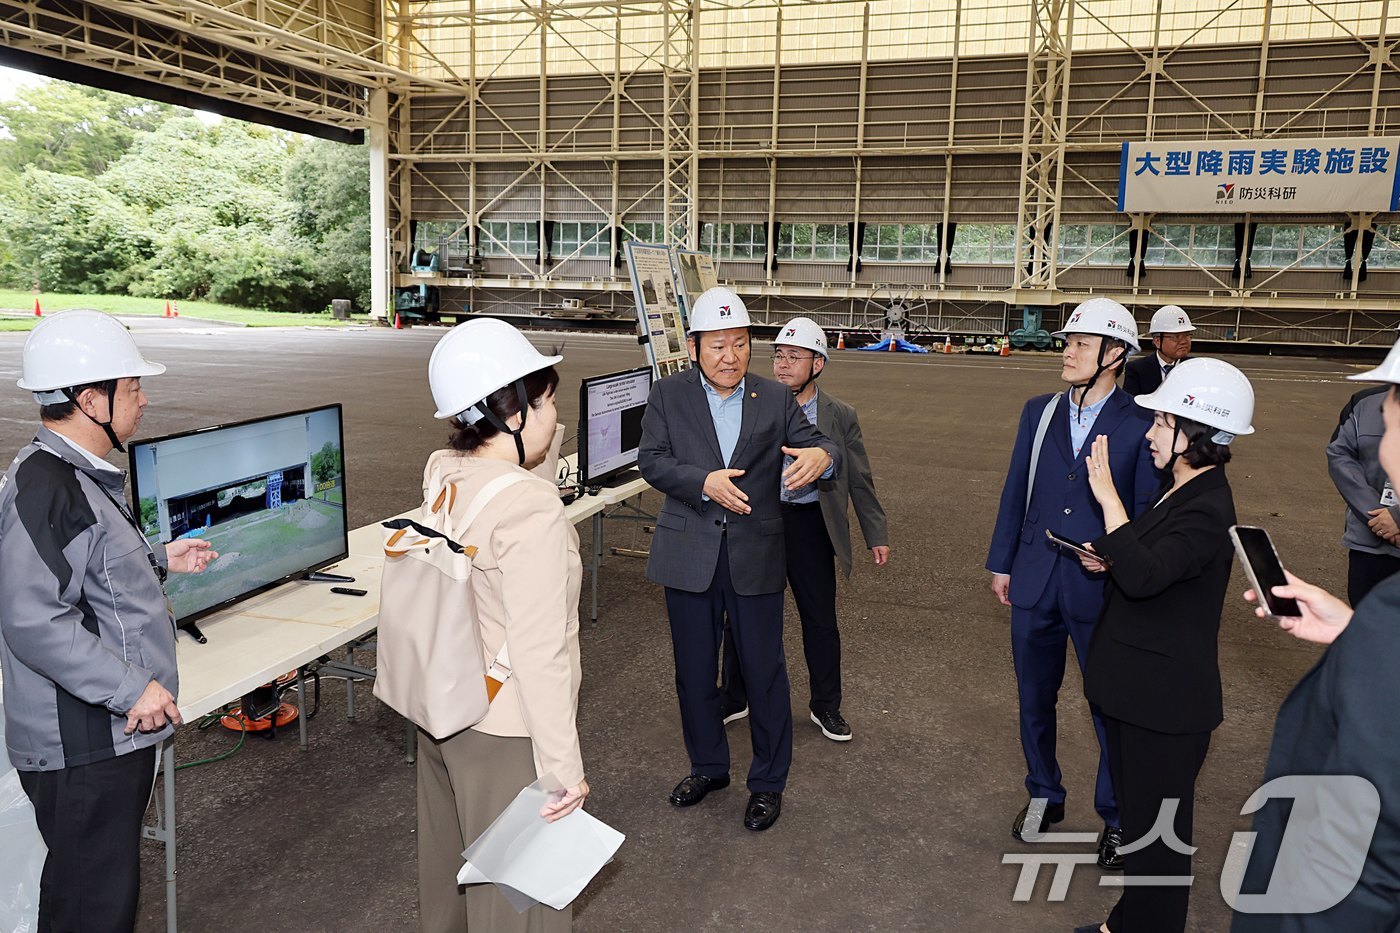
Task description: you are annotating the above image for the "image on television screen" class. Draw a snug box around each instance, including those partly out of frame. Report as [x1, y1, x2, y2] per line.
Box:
[580, 367, 651, 485]
[130, 405, 348, 624]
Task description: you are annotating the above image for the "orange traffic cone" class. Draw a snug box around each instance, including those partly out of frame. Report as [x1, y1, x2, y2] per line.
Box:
[943, 337, 952, 354]
[888, 335, 897, 352]
[394, 312, 403, 330]
[172, 300, 179, 318]
[835, 331, 846, 350]
[33, 297, 41, 317]
[164, 300, 171, 318]
[1000, 337, 1011, 357]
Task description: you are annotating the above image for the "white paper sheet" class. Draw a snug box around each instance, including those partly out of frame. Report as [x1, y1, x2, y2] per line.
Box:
[457, 775, 624, 912]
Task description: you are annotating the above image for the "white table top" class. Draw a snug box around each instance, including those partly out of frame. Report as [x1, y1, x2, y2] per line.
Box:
[175, 553, 385, 722]
[184, 468, 646, 724]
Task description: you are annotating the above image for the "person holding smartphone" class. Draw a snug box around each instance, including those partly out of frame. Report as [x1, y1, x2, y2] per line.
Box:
[1229, 337, 1400, 932]
[1072, 358, 1256, 933]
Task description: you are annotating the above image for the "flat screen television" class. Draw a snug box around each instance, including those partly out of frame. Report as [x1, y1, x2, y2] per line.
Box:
[578, 367, 652, 486]
[129, 404, 349, 635]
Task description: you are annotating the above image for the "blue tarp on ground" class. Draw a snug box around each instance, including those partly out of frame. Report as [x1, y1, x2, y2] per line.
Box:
[855, 337, 929, 353]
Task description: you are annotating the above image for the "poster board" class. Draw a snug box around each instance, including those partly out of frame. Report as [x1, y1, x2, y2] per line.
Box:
[671, 250, 719, 324]
[625, 241, 693, 379]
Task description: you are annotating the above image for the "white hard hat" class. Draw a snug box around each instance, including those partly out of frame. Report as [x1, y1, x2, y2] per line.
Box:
[1149, 305, 1196, 335]
[428, 318, 562, 421]
[18, 310, 166, 403]
[1053, 298, 1142, 352]
[689, 287, 752, 333]
[773, 317, 829, 359]
[1135, 357, 1255, 443]
[1348, 337, 1400, 384]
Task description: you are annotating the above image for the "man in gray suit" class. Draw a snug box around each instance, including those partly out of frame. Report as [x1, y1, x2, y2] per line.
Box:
[639, 288, 840, 832]
[720, 317, 890, 741]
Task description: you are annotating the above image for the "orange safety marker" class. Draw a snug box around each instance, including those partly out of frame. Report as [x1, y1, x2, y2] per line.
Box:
[33, 297, 41, 317]
[835, 331, 846, 350]
[172, 300, 179, 318]
[888, 335, 897, 352]
[394, 312, 403, 329]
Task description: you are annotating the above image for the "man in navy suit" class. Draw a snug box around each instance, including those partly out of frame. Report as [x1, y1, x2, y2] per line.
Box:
[1123, 305, 1195, 396]
[639, 287, 840, 832]
[986, 297, 1159, 869]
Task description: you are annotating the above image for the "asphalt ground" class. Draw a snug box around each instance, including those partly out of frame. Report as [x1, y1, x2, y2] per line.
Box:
[0, 325, 1381, 932]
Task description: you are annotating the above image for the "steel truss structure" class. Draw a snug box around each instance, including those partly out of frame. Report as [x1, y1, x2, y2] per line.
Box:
[3, 0, 1399, 344]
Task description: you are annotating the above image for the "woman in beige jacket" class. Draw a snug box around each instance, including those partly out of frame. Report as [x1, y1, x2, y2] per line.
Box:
[419, 319, 587, 932]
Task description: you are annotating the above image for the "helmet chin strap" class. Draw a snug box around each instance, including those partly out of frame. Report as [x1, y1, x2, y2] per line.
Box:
[789, 357, 823, 396]
[469, 378, 531, 466]
[64, 380, 126, 453]
[1071, 339, 1126, 424]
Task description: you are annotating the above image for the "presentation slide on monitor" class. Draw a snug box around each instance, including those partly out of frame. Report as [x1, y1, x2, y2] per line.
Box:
[585, 372, 649, 479]
[132, 407, 346, 621]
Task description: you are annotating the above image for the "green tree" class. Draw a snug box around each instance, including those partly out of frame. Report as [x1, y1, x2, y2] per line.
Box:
[310, 442, 343, 487]
[0, 82, 172, 179]
[286, 139, 371, 308]
[139, 497, 160, 537]
[0, 167, 150, 292]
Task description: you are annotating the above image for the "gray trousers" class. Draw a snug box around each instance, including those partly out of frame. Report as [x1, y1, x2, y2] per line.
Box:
[416, 727, 573, 933]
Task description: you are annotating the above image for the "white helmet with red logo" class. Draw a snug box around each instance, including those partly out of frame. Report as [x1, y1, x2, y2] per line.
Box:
[1053, 297, 1141, 352]
[689, 287, 753, 333]
[773, 317, 829, 359]
[1149, 305, 1195, 335]
[1135, 357, 1255, 443]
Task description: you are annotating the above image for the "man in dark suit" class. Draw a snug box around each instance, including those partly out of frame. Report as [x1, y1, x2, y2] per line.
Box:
[1231, 339, 1400, 930]
[1123, 305, 1195, 396]
[719, 317, 890, 742]
[986, 297, 1160, 869]
[639, 287, 841, 832]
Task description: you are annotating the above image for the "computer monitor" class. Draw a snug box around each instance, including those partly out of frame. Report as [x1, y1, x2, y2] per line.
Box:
[129, 404, 350, 632]
[578, 367, 652, 486]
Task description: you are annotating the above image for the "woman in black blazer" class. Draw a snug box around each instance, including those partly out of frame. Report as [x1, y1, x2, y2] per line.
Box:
[1073, 358, 1257, 933]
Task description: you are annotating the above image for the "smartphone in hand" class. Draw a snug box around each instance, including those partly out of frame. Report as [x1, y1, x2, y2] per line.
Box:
[1228, 525, 1302, 619]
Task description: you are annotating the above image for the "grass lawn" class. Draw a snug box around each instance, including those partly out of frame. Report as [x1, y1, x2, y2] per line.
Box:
[0, 290, 373, 330]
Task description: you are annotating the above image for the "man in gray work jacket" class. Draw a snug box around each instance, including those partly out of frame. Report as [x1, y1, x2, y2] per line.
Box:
[720, 316, 890, 742]
[1327, 383, 1400, 604]
[0, 310, 215, 932]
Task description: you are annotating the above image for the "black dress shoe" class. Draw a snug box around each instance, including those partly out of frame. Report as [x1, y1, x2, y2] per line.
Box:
[743, 791, 782, 831]
[1012, 799, 1066, 840]
[1097, 825, 1125, 870]
[668, 774, 730, 808]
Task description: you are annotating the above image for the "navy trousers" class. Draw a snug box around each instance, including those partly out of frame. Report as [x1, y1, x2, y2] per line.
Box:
[721, 503, 842, 714]
[1011, 567, 1119, 827]
[665, 537, 792, 793]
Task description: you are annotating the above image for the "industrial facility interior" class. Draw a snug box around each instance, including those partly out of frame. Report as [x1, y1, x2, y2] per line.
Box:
[0, 1, 1398, 931]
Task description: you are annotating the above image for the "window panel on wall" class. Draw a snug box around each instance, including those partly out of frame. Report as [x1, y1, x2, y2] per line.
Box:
[1189, 225, 1231, 268]
[1300, 225, 1347, 268]
[1370, 225, 1400, 269]
[1253, 224, 1302, 268]
[480, 220, 537, 258]
[947, 222, 1017, 265]
[775, 223, 849, 261]
[990, 224, 1017, 264]
[554, 222, 609, 259]
[701, 222, 766, 260]
[624, 221, 665, 244]
[861, 223, 939, 262]
[414, 221, 463, 253]
[1147, 224, 1193, 267]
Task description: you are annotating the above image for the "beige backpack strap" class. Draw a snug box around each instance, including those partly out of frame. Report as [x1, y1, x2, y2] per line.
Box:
[455, 471, 528, 701]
